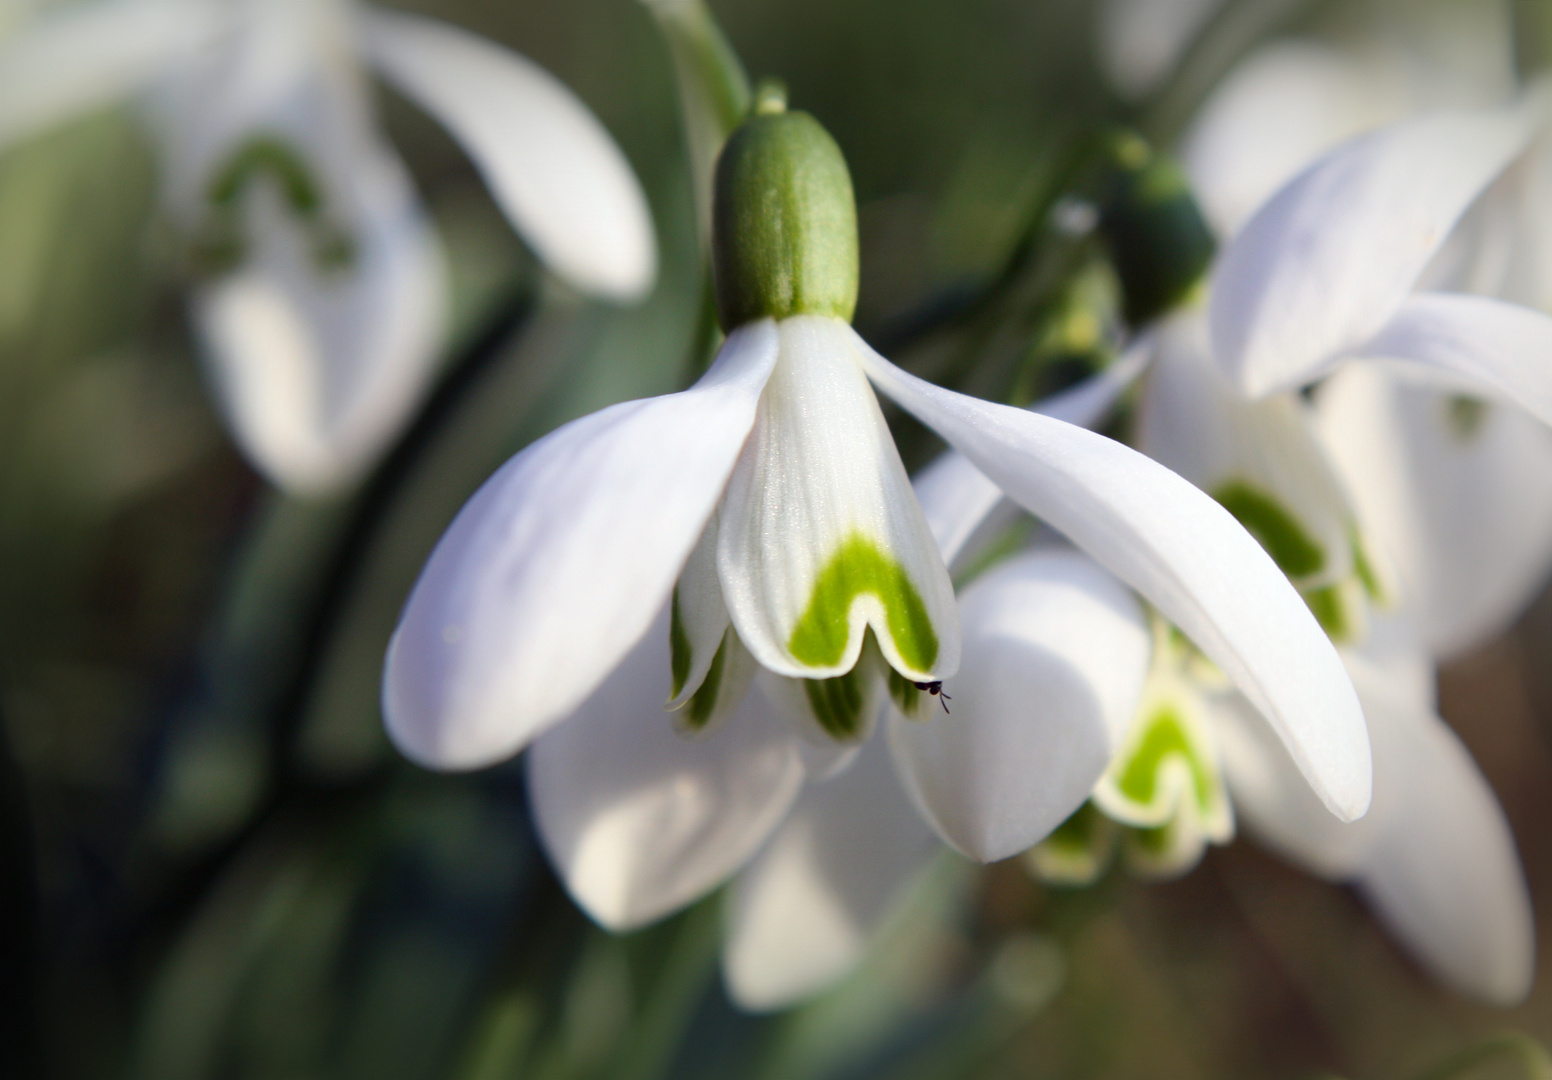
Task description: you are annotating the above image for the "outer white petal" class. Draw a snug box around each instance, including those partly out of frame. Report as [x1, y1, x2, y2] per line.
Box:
[1345, 651, 1534, 1006]
[1138, 313, 1356, 590]
[859, 345, 1371, 822]
[193, 144, 446, 494]
[383, 321, 779, 769]
[1315, 364, 1552, 659]
[914, 341, 1152, 569]
[1210, 110, 1528, 398]
[0, 0, 220, 146]
[528, 604, 804, 932]
[718, 317, 959, 683]
[1183, 43, 1398, 238]
[1355, 293, 1552, 426]
[722, 737, 938, 1011]
[360, 7, 656, 301]
[887, 550, 1149, 863]
[1221, 622, 1535, 1004]
[1214, 688, 1375, 878]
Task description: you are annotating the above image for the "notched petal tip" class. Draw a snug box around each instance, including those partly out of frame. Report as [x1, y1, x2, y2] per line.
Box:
[717, 317, 960, 684]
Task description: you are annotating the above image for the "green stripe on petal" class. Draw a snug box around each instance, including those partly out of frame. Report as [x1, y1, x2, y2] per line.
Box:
[670, 589, 693, 699]
[1212, 479, 1325, 579]
[1025, 802, 1118, 888]
[716, 316, 959, 684]
[788, 533, 938, 672]
[802, 665, 870, 741]
[1112, 705, 1217, 816]
[670, 628, 756, 738]
[682, 631, 729, 730]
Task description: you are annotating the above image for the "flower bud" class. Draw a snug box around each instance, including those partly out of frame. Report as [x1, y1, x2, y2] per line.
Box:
[712, 92, 859, 331]
[1096, 131, 1215, 327]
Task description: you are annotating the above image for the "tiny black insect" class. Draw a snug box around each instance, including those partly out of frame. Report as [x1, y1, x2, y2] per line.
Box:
[912, 680, 951, 714]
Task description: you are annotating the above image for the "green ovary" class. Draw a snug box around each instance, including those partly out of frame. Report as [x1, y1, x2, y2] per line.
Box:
[1212, 480, 1325, 579]
[1115, 706, 1216, 816]
[787, 533, 938, 673]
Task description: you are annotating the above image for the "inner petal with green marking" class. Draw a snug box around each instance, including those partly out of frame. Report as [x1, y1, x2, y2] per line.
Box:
[1089, 692, 1234, 880]
[787, 532, 938, 676]
[1211, 479, 1325, 580]
[194, 132, 358, 275]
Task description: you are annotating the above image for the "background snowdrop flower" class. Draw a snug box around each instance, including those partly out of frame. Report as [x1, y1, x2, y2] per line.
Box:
[903, 309, 1531, 1003]
[1214, 616, 1535, 1006]
[383, 91, 1370, 1010]
[0, 0, 656, 494]
[1198, 58, 1552, 657]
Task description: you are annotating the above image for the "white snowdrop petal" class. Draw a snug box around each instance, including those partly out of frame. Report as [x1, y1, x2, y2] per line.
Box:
[1137, 313, 1356, 589]
[361, 8, 656, 300]
[1214, 688, 1376, 878]
[1355, 292, 1552, 426]
[860, 344, 1371, 822]
[722, 737, 938, 1011]
[914, 340, 1153, 568]
[1346, 658, 1535, 1006]
[529, 604, 804, 932]
[1210, 110, 1528, 398]
[383, 320, 779, 769]
[718, 317, 960, 683]
[1315, 364, 1552, 660]
[1183, 42, 1397, 238]
[0, 0, 220, 146]
[193, 143, 447, 495]
[888, 550, 1149, 863]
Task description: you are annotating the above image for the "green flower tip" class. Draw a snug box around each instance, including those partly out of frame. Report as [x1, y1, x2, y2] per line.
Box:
[712, 102, 859, 331]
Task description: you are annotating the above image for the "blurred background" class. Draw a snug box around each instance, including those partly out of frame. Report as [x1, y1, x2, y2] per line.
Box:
[3, 0, 1551, 1077]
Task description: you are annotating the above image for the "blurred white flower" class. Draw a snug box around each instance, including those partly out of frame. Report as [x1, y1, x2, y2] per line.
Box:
[0, 0, 657, 493]
[1183, 16, 1552, 659]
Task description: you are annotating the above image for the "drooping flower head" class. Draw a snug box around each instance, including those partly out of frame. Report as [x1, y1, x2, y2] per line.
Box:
[383, 83, 1371, 1010]
[0, 0, 658, 493]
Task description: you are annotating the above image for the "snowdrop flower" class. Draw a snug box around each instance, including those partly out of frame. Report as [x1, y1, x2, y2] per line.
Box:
[1183, 20, 1552, 659]
[383, 96, 1369, 1007]
[904, 293, 1532, 1003]
[0, 0, 656, 493]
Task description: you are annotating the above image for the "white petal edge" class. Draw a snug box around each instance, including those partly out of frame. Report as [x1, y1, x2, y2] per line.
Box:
[360, 8, 656, 301]
[914, 338, 1153, 568]
[722, 736, 938, 1011]
[888, 549, 1150, 862]
[1210, 109, 1528, 398]
[383, 320, 779, 769]
[1355, 292, 1552, 427]
[0, 0, 221, 147]
[1137, 312, 1356, 589]
[859, 344, 1372, 822]
[528, 603, 804, 932]
[1182, 42, 1397, 239]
